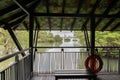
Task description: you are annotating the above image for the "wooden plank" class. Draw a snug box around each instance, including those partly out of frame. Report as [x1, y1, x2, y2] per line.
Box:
[54, 70, 97, 80]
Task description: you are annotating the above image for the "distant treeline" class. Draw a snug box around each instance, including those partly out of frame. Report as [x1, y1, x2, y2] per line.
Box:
[74, 31, 120, 58]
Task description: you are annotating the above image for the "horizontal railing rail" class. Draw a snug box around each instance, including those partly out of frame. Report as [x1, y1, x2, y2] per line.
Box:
[33, 46, 120, 48]
[0, 53, 31, 72]
[0, 48, 31, 62]
[0, 48, 32, 80]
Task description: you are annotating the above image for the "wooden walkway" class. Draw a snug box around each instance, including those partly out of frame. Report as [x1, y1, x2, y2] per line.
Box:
[97, 72, 120, 80]
[31, 72, 120, 80]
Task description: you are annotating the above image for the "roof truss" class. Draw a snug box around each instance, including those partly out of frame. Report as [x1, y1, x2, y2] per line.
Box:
[0, 0, 119, 31]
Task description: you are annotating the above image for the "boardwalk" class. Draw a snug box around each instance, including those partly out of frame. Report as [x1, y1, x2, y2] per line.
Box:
[32, 74, 120, 80]
[98, 73, 120, 80]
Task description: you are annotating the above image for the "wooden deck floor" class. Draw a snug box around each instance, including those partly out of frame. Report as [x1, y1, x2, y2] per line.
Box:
[97, 73, 120, 80]
[31, 72, 120, 80]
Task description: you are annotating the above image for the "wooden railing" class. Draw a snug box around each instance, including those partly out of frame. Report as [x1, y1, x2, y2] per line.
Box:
[33, 47, 120, 74]
[0, 48, 31, 80]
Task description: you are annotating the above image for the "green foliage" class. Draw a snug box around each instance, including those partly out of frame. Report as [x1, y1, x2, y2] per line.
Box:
[74, 31, 86, 45]
[95, 31, 120, 46]
[38, 31, 62, 43]
[75, 31, 120, 46]
[0, 29, 30, 55]
[74, 31, 120, 57]
[64, 38, 70, 42]
[54, 35, 62, 42]
[0, 29, 63, 55]
[38, 31, 54, 42]
[15, 31, 29, 48]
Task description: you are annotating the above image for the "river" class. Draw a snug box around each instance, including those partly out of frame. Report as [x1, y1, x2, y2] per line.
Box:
[34, 40, 119, 73]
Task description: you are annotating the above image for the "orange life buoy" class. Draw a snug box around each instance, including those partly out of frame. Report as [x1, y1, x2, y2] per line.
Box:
[84, 54, 103, 73]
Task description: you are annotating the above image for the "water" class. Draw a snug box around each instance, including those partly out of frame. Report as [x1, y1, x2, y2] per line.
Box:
[34, 40, 119, 73]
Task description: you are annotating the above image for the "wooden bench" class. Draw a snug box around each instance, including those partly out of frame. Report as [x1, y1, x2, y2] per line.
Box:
[54, 69, 97, 80]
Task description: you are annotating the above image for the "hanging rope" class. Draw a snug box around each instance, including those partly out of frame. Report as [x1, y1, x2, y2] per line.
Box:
[83, 26, 103, 73]
[83, 27, 90, 55]
[84, 27, 103, 73]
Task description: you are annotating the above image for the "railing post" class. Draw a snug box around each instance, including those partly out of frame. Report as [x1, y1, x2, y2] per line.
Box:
[107, 50, 110, 72]
[15, 54, 19, 80]
[1, 71, 5, 80]
[49, 52, 51, 72]
[61, 48, 64, 70]
[118, 49, 120, 74]
[75, 52, 77, 69]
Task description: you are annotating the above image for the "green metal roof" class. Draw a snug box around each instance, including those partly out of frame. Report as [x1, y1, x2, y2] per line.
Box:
[0, 0, 120, 31]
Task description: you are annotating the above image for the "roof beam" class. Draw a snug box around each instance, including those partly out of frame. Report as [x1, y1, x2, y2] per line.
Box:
[8, 15, 27, 27]
[81, 18, 89, 30]
[0, 11, 25, 25]
[23, 21, 29, 30]
[5, 15, 27, 30]
[12, 25, 19, 30]
[101, 10, 120, 31]
[95, 0, 119, 29]
[60, 0, 66, 31]
[70, 0, 83, 31]
[4, 25, 26, 56]
[35, 17, 41, 30]
[30, 0, 43, 11]
[0, 21, 6, 25]
[0, 0, 40, 26]
[13, 0, 30, 15]
[46, 0, 52, 30]
[12, 17, 27, 30]
[90, 0, 101, 14]
[101, 18, 115, 31]
[0, 5, 18, 16]
[13, 0, 42, 14]
[0, 0, 33, 16]
[81, 0, 101, 31]
[34, 13, 120, 18]
[110, 23, 120, 31]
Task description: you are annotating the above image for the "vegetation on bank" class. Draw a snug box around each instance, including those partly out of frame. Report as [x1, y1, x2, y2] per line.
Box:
[1, 27, 120, 58]
[64, 38, 70, 42]
[74, 31, 120, 58]
[0, 29, 62, 56]
[38, 31, 62, 43]
[75, 31, 120, 46]
[0, 29, 29, 56]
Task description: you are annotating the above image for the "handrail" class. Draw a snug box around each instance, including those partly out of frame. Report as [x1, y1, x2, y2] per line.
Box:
[0, 48, 31, 62]
[0, 54, 31, 72]
[0, 61, 17, 72]
[33, 46, 120, 48]
[36, 51, 119, 53]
